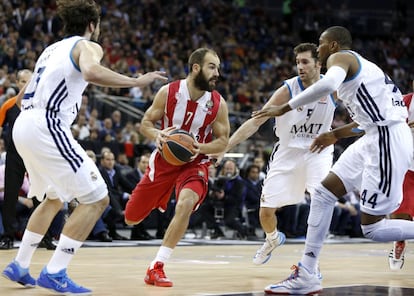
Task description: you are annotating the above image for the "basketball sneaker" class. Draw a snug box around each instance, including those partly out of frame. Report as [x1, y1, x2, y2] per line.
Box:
[2, 260, 36, 288]
[253, 232, 286, 265]
[37, 267, 91, 295]
[144, 261, 173, 287]
[388, 241, 406, 270]
[264, 262, 322, 295]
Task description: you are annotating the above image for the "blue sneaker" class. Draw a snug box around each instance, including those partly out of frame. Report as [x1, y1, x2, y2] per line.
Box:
[37, 267, 91, 295]
[2, 260, 36, 288]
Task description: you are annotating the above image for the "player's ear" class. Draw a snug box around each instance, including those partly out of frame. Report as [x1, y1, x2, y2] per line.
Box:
[330, 40, 339, 51]
[192, 63, 200, 73]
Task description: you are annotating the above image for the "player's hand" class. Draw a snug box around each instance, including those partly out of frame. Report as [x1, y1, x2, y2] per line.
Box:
[136, 71, 168, 87]
[251, 103, 291, 119]
[310, 131, 337, 153]
[207, 152, 225, 167]
[408, 120, 414, 129]
[190, 139, 200, 161]
[156, 126, 176, 152]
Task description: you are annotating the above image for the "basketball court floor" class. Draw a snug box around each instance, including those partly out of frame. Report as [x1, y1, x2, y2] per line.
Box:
[1, 236, 413, 296]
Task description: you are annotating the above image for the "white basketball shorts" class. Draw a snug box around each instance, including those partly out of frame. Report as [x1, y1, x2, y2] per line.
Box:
[332, 122, 413, 216]
[13, 109, 108, 204]
[261, 144, 333, 208]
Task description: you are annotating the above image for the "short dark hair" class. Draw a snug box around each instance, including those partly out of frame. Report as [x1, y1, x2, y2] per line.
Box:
[293, 43, 318, 62]
[57, 0, 101, 36]
[324, 26, 352, 48]
[188, 48, 218, 72]
[246, 164, 260, 175]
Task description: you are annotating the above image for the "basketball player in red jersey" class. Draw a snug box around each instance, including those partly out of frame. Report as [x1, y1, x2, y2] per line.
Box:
[124, 47, 230, 287]
[388, 83, 414, 270]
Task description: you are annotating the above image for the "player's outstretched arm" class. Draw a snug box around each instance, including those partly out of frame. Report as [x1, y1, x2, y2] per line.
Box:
[310, 121, 363, 153]
[76, 40, 167, 88]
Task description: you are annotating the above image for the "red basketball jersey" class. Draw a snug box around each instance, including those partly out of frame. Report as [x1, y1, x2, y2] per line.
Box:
[162, 80, 221, 144]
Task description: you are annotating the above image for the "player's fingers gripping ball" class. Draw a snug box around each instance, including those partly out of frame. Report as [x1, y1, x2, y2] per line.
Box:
[161, 129, 196, 166]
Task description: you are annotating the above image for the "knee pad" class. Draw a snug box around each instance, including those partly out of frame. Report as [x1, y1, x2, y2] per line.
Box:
[307, 185, 337, 227]
[361, 219, 403, 242]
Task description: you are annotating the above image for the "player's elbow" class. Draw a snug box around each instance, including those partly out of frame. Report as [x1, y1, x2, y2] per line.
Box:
[81, 64, 101, 83]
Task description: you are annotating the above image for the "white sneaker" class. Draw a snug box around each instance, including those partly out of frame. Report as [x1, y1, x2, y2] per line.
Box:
[388, 241, 406, 270]
[264, 262, 322, 295]
[253, 232, 286, 265]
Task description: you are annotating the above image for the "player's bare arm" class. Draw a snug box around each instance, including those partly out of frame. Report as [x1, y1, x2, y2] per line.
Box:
[75, 40, 167, 88]
[198, 97, 230, 155]
[251, 103, 292, 119]
[236, 86, 290, 146]
[310, 121, 363, 153]
[139, 85, 172, 150]
[254, 57, 352, 120]
[211, 85, 290, 163]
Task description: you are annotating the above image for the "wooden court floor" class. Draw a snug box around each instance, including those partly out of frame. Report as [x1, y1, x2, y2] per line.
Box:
[0, 241, 413, 295]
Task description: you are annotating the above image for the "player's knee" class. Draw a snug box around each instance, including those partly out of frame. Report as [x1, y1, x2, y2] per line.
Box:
[175, 196, 197, 216]
[259, 207, 276, 221]
[307, 185, 337, 227]
[361, 219, 387, 241]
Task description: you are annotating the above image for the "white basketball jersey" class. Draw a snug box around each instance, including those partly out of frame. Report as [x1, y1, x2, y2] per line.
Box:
[22, 36, 88, 128]
[276, 76, 336, 149]
[337, 50, 407, 129]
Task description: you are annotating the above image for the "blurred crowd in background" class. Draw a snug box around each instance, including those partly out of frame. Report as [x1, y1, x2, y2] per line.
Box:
[0, 0, 412, 242]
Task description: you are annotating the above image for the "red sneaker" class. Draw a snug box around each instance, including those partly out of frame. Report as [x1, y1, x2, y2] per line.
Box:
[388, 241, 406, 270]
[144, 262, 173, 287]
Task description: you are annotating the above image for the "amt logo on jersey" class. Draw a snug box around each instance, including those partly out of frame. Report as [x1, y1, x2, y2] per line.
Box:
[290, 123, 323, 135]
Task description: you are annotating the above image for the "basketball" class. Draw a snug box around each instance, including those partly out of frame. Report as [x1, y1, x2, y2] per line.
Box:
[161, 129, 195, 166]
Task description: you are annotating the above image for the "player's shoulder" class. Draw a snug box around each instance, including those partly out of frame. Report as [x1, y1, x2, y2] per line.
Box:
[76, 39, 103, 54]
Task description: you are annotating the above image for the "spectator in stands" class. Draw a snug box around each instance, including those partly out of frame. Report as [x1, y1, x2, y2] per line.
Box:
[99, 117, 115, 142]
[126, 154, 157, 240]
[216, 159, 248, 239]
[189, 163, 226, 239]
[71, 114, 90, 141]
[253, 156, 267, 181]
[243, 164, 262, 233]
[99, 150, 135, 240]
[85, 150, 115, 243]
[111, 110, 123, 131]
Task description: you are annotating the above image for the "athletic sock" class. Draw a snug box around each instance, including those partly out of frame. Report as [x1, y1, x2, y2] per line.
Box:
[151, 246, 173, 268]
[46, 234, 83, 274]
[266, 229, 279, 240]
[15, 230, 43, 269]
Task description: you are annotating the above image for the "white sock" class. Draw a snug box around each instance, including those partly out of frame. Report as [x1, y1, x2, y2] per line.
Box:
[301, 185, 337, 273]
[46, 234, 83, 274]
[150, 246, 173, 269]
[15, 230, 43, 269]
[266, 229, 279, 240]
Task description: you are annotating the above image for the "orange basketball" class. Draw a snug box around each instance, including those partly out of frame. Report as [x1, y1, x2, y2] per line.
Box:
[161, 129, 195, 166]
